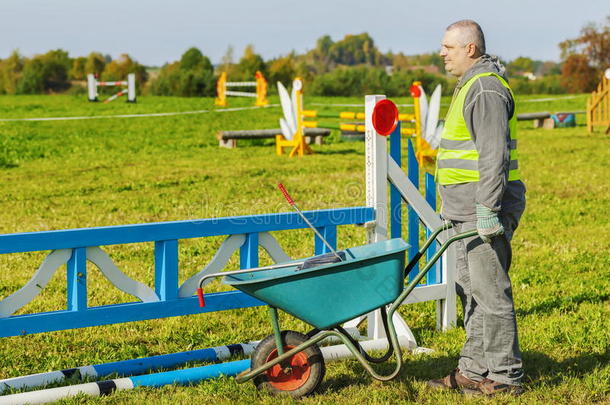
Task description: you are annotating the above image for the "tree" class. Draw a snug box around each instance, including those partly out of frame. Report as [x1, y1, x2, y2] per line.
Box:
[391, 52, 411, 71]
[70, 56, 87, 80]
[17, 58, 46, 94]
[561, 54, 598, 93]
[149, 47, 215, 97]
[537, 61, 561, 76]
[41, 49, 71, 92]
[234, 45, 266, 80]
[0, 50, 24, 94]
[268, 54, 297, 88]
[180, 47, 213, 72]
[559, 16, 609, 71]
[219, 45, 235, 76]
[17, 49, 71, 94]
[309, 35, 334, 72]
[85, 52, 106, 76]
[149, 61, 181, 96]
[102, 53, 148, 86]
[507, 56, 534, 76]
[316, 35, 333, 56]
[328, 33, 382, 66]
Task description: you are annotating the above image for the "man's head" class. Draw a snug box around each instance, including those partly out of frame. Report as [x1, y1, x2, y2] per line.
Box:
[440, 20, 486, 78]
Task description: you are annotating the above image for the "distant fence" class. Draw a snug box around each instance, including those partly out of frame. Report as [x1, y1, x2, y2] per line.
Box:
[587, 71, 610, 133]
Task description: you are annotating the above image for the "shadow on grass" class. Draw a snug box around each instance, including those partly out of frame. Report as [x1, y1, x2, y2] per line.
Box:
[320, 346, 609, 392]
[522, 348, 610, 387]
[314, 148, 361, 156]
[516, 290, 610, 317]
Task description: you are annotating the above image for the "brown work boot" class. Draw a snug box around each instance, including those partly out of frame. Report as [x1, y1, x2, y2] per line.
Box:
[467, 378, 525, 396]
[427, 368, 480, 392]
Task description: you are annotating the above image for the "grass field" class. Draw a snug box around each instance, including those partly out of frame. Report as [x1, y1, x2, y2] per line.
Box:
[0, 93, 608, 404]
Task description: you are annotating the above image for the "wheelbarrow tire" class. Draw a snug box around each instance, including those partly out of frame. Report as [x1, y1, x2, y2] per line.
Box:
[252, 330, 325, 397]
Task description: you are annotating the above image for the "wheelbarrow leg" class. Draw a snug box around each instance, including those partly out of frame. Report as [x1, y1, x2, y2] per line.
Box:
[268, 306, 285, 356]
[334, 307, 395, 364]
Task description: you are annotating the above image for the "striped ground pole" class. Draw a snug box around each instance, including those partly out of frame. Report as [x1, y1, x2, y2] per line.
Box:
[0, 343, 255, 392]
[103, 90, 127, 104]
[0, 336, 413, 404]
[0, 360, 250, 405]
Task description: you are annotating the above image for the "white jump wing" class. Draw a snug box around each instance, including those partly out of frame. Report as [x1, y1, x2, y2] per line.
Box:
[291, 83, 299, 130]
[277, 82, 297, 134]
[429, 120, 444, 150]
[280, 118, 294, 140]
[424, 84, 442, 147]
[418, 84, 428, 136]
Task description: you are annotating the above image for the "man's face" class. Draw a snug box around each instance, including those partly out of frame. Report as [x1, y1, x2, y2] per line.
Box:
[440, 29, 473, 78]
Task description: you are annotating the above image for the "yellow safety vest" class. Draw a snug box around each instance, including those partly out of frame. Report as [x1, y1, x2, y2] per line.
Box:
[436, 72, 520, 185]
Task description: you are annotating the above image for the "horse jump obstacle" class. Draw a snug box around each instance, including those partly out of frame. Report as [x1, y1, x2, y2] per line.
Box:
[275, 79, 423, 157]
[0, 95, 455, 403]
[87, 73, 136, 103]
[215, 71, 268, 107]
[587, 69, 610, 133]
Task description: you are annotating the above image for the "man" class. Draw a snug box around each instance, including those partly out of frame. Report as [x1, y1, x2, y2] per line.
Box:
[427, 20, 526, 396]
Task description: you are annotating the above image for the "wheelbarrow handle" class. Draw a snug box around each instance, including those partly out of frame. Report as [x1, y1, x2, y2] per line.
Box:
[403, 222, 451, 277]
[195, 261, 306, 308]
[392, 225, 478, 314]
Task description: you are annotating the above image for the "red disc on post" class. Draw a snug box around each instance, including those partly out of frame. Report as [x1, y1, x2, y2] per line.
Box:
[372, 99, 399, 136]
[410, 84, 421, 98]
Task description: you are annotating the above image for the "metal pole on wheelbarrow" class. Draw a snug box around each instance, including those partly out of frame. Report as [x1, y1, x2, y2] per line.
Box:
[277, 183, 343, 262]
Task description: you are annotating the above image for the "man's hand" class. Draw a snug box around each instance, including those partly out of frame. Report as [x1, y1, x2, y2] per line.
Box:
[476, 204, 504, 243]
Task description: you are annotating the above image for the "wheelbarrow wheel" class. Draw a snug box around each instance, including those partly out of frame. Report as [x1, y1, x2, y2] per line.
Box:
[251, 330, 325, 397]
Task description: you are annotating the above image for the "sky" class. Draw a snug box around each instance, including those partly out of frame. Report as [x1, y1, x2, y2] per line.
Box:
[0, 0, 607, 66]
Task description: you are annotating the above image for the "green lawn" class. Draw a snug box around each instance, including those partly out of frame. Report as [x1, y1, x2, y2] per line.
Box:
[0, 93, 608, 404]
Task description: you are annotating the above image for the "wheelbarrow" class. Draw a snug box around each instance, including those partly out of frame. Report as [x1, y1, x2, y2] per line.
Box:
[197, 223, 477, 397]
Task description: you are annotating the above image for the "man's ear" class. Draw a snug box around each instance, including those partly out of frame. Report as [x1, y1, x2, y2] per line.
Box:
[467, 43, 478, 57]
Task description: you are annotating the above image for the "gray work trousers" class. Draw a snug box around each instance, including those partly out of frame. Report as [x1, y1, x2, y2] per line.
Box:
[453, 211, 523, 385]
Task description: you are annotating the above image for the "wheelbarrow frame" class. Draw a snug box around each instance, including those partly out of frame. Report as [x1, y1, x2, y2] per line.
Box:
[197, 223, 478, 386]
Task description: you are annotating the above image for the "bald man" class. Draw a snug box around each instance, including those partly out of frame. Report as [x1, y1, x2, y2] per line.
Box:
[427, 20, 526, 396]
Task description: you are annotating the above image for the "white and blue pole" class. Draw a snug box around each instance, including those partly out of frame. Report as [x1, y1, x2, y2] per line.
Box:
[0, 343, 255, 392]
[0, 336, 413, 404]
[0, 360, 250, 405]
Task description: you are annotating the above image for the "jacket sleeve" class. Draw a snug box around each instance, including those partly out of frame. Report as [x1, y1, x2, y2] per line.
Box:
[462, 76, 514, 211]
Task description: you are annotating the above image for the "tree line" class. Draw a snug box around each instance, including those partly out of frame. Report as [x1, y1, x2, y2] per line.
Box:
[0, 17, 607, 97]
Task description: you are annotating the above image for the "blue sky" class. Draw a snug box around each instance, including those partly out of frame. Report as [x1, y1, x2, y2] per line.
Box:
[0, 0, 606, 66]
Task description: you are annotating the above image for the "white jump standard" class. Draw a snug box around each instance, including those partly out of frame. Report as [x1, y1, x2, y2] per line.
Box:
[87, 73, 136, 103]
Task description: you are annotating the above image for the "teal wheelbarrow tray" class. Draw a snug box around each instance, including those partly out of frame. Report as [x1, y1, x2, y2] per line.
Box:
[197, 223, 477, 397]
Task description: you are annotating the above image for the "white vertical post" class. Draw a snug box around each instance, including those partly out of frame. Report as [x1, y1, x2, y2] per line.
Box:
[437, 233, 457, 330]
[127, 73, 136, 103]
[364, 95, 388, 245]
[363, 95, 388, 339]
[87, 74, 98, 102]
[343, 95, 387, 337]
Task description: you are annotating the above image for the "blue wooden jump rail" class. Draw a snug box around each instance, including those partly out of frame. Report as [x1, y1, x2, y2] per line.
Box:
[0, 208, 374, 338]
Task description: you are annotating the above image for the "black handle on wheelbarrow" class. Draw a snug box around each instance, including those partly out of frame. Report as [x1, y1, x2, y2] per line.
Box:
[402, 222, 478, 279]
[396, 225, 478, 308]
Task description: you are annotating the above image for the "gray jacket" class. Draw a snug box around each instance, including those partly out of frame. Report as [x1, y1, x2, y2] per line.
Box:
[439, 55, 526, 222]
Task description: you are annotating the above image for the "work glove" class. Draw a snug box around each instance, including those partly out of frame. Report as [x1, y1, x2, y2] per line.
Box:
[476, 204, 504, 243]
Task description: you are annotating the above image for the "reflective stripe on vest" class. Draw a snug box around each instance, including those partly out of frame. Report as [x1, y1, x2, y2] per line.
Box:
[436, 72, 520, 185]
